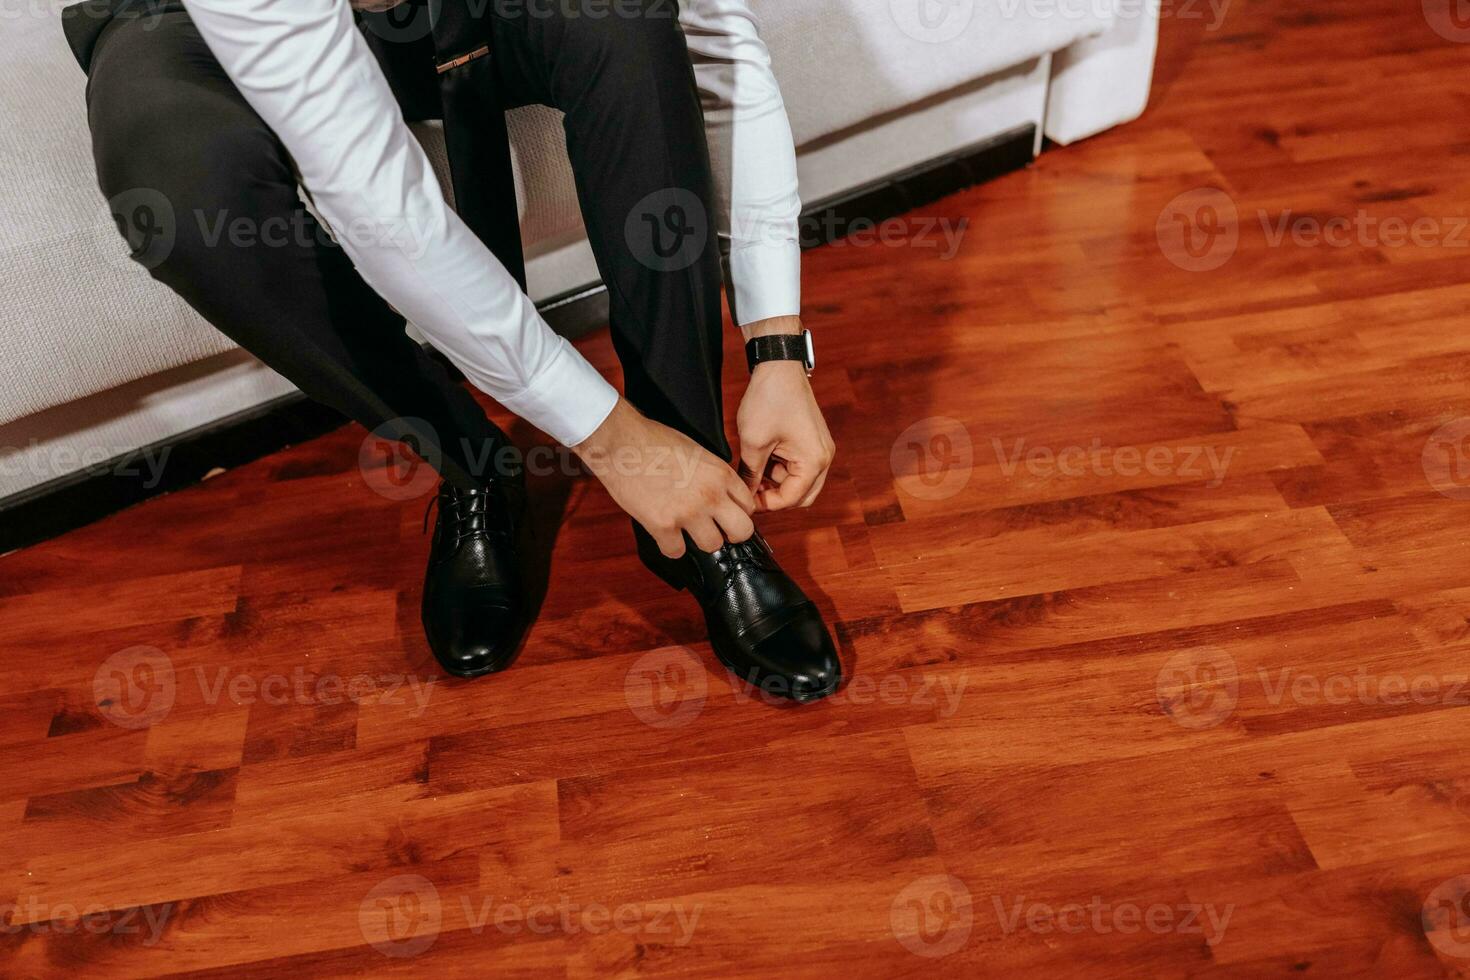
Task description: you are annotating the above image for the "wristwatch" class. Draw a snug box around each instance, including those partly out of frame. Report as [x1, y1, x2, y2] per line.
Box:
[745, 329, 815, 374]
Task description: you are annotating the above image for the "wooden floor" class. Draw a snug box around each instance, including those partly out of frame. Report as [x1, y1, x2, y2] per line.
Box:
[5, 1, 1470, 975]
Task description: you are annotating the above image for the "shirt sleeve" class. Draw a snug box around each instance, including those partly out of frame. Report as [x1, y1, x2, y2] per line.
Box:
[181, 0, 619, 448]
[679, 0, 803, 327]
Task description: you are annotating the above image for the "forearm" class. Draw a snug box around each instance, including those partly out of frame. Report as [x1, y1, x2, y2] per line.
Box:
[680, 0, 803, 328]
[182, 0, 618, 447]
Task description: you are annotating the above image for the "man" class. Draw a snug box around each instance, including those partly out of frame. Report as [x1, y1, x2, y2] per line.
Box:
[62, 0, 841, 701]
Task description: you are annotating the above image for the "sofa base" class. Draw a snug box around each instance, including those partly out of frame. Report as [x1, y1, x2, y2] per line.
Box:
[0, 123, 1037, 555]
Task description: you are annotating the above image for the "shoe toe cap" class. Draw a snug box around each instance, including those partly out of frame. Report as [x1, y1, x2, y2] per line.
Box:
[431, 599, 526, 677]
[752, 612, 841, 701]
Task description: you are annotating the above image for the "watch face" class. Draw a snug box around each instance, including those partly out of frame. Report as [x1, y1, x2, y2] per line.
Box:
[803, 330, 816, 371]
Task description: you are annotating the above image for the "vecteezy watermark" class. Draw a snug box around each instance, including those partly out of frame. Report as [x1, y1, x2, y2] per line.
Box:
[358, 874, 702, 959]
[0, 898, 176, 947]
[1157, 653, 1470, 730]
[624, 646, 709, 729]
[996, 0, 1230, 30]
[103, 187, 177, 273]
[891, 416, 975, 502]
[357, 418, 712, 502]
[993, 437, 1236, 488]
[625, 188, 709, 273]
[1155, 647, 1239, 730]
[728, 669, 969, 715]
[1252, 668, 1470, 710]
[360, 874, 442, 959]
[192, 666, 436, 717]
[1423, 0, 1470, 43]
[93, 646, 438, 729]
[0, 440, 171, 489]
[1423, 875, 1470, 959]
[1422, 418, 1470, 501]
[1157, 187, 1240, 272]
[359, 417, 445, 502]
[99, 188, 445, 274]
[891, 875, 974, 958]
[992, 894, 1234, 946]
[889, 0, 976, 43]
[1158, 186, 1470, 272]
[94, 646, 176, 730]
[800, 214, 970, 259]
[1259, 210, 1470, 251]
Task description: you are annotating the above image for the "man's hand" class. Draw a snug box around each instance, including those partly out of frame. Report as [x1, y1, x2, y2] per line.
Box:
[736, 316, 836, 511]
[574, 398, 755, 558]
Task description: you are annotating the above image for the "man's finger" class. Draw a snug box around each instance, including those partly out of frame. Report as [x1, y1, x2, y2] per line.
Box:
[717, 502, 755, 544]
[687, 517, 725, 554]
[726, 473, 757, 514]
[759, 465, 817, 512]
[797, 469, 829, 509]
[657, 527, 687, 559]
[739, 442, 774, 494]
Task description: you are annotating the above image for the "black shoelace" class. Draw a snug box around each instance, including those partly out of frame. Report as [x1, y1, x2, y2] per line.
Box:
[714, 535, 774, 573]
[422, 479, 525, 542]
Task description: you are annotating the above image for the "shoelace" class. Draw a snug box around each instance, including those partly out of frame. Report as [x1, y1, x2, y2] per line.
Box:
[422, 478, 526, 541]
[713, 535, 774, 573]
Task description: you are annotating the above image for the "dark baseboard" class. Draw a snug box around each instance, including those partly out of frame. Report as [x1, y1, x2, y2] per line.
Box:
[0, 395, 343, 555]
[0, 123, 1035, 554]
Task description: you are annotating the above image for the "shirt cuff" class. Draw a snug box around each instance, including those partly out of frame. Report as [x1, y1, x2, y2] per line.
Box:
[726, 239, 802, 327]
[497, 338, 620, 448]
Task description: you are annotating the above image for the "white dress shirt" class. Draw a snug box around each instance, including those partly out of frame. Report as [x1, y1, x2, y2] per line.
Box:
[181, 0, 802, 448]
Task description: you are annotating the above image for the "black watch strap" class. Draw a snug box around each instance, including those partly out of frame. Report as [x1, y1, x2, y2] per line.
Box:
[745, 330, 814, 373]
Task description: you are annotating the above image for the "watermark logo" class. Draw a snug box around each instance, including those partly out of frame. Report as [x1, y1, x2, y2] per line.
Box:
[0, 440, 171, 489]
[1156, 647, 1238, 730]
[625, 188, 708, 272]
[993, 437, 1235, 488]
[995, 0, 1230, 31]
[891, 417, 974, 502]
[891, 874, 973, 958]
[1259, 210, 1469, 251]
[1157, 187, 1239, 272]
[360, 874, 442, 959]
[461, 895, 701, 943]
[359, 417, 443, 502]
[890, 0, 976, 43]
[95, 652, 436, 728]
[104, 187, 176, 273]
[993, 894, 1233, 945]
[0, 898, 175, 946]
[93, 645, 176, 730]
[1423, 0, 1470, 42]
[357, 0, 439, 43]
[798, 214, 969, 258]
[1423, 418, 1470, 501]
[730, 670, 968, 715]
[1424, 875, 1470, 958]
[624, 646, 708, 729]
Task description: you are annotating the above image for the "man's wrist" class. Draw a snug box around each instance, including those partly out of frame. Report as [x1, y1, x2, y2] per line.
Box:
[740, 315, 803, 343]
[572, 396, 638, 462]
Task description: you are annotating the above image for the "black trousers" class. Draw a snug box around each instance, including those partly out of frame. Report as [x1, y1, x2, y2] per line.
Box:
[83, 3, 730, 493]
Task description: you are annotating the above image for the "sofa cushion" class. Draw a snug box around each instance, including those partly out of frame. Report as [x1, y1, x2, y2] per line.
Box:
[0, 0, 1113, 426]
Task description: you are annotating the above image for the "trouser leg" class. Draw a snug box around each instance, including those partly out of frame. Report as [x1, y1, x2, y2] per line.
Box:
[85, 10, 512, 489]
[488, 0, 731, 461]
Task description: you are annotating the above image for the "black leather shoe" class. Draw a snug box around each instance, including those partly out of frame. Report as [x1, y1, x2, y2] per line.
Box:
[421, 476, 535, 678]
[637, 530, 841, 702]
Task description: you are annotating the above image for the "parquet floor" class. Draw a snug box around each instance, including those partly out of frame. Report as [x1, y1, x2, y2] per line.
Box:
[5, 0, 1470, 975]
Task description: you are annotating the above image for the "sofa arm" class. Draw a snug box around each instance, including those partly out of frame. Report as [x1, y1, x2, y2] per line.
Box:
[1044, 1, 1160, 146]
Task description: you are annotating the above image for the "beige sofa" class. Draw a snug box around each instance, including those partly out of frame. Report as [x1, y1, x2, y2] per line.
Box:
[0, 0, 1158, 505]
